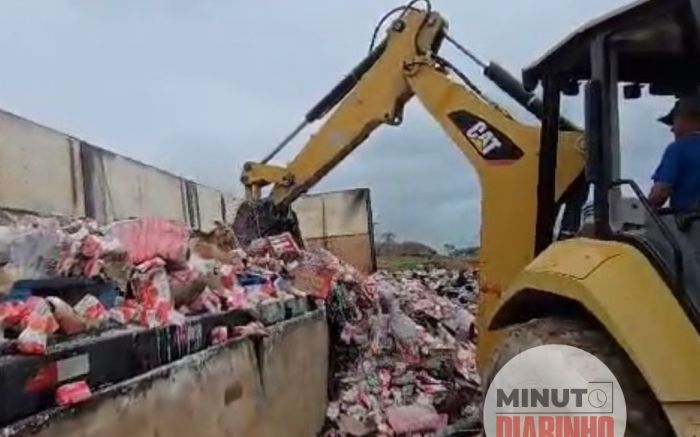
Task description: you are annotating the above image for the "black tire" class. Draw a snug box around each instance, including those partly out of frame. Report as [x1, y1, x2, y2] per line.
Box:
[483, 317, 674, 437]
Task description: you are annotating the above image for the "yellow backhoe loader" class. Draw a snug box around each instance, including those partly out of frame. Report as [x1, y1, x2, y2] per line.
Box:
[233, 1, 700, 435]
[234, 4, 587, 357]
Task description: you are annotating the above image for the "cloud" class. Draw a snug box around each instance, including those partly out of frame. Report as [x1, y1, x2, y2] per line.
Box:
[0, 0, 664, 248]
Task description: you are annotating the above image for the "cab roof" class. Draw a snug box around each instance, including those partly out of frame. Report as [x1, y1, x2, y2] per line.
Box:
[522, 0, 700, 94]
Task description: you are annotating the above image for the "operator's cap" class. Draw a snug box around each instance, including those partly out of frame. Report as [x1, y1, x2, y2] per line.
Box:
[658, 94, 700, 126]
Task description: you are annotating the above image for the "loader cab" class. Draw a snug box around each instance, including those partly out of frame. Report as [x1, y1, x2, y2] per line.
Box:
[523, 0, 700, 325]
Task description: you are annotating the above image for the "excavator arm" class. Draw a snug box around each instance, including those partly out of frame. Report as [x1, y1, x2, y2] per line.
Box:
[236, 7, 586, 320]
[241, 10, 444, 205]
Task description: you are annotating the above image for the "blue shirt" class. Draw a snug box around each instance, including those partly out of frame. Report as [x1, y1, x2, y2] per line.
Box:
[653, 133, 700, 210]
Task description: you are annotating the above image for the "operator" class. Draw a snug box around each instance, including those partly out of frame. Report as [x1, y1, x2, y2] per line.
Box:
[648, 95, 700, 211]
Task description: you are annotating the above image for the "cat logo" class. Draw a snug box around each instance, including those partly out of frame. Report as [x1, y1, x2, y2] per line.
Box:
[466, 121, 502, 154]
[448, 110, 523, 163]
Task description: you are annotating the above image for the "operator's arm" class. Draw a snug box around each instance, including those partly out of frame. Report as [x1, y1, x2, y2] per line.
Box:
[649, 143, 680, 209]
[648, 183, 672, 209]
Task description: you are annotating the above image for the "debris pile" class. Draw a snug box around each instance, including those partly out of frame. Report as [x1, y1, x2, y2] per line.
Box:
[324, 267, 481, 436]
[0, 216, 128, 290]
[0, 212, 483, 435]
[0, 214, 340, 356]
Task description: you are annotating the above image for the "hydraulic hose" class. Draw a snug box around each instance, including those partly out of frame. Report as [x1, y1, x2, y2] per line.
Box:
[444, 34, 579, 131]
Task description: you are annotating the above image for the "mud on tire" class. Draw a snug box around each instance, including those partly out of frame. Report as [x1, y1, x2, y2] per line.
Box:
[482, 317, 673, 437]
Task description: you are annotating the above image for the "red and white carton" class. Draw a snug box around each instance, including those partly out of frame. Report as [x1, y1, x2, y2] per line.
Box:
[108, 305, 139, 325]
[18, 326, 49, 355]
[218, 264, 237, 291]
[0, 300, 26, 329]
[267, 232, 300, 260]
[18, 311, 59, 355]
[55, 380, 92, 406]
[139, 308, 161, 329]
[16, 297, 60, 355]
[210, 326, 229, 345]
[132, 259, 173, 327]
[19, 297, 52, 329]
[73, 295, 107, 329]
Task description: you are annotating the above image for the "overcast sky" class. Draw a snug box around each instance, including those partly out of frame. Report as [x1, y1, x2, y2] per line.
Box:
[0, 0, 675, 249]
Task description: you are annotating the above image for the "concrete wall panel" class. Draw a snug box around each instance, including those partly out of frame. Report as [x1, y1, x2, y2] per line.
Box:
[258, 310, 329, 436]
[294, 189, 370, 239]
[197, 185, 223, 230]
[88, 149, 187, 223]
[0, 110, 235, 228]
[0, 111, 84, 217]
[294, 195, 324, 238]
[294, 189, 376, 272]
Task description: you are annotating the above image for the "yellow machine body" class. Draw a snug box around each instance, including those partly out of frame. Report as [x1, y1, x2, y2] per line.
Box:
[240, 7, 700, 433]
[483, 238, 700, 434]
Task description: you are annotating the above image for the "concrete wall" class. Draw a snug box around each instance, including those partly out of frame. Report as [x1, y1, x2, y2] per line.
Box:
[293, 189, 376, 273]
[0, 109, 229, 230]
[81, 144, 188, 224]
[19, 310, 329, 437]
[0, 111, 84, 217]
[222, 194, 244, 224]
[196, 184, 224, 230]
[0, 109, 377, 272]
